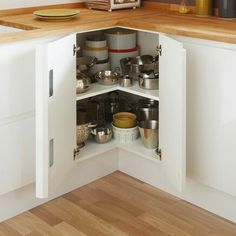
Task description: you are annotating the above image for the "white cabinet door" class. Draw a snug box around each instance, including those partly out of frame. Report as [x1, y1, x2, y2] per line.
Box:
[183, 40, 236, 197]
[159, 34, 186, 192]
[36, 34, 77, 198]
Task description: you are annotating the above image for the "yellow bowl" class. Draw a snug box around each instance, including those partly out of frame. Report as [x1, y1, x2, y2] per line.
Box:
[113, 112, 137, 128]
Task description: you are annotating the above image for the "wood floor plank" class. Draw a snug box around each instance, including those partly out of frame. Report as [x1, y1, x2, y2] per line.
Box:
[0, 223, 22, 236]
[1, 171, 236, 236]
[54, 222, 87, 236]
[25, 230, 45, 236]
[43, 197, 128, 236]
[30, 206, 63, 226]
[139, 213, 199, 236]
[88, 175, 176, 215]
[76, 199, 169, 236]
[5, 212, 64, 236]
[63, 185, 109, 204]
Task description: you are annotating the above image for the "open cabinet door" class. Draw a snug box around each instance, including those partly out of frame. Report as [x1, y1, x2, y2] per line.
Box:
[159, 34, 186, 192]
[35, 34, 77, 198]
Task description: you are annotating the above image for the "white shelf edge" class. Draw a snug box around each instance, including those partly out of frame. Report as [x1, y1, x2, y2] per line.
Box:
[76, 83, 118, 100]
[75, 138, 117, 163]
[76, 82, 159, 101]
[75, 138, 161, 164]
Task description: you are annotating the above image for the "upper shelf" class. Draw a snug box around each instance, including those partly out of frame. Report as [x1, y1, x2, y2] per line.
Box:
[76, 81, 159, 101]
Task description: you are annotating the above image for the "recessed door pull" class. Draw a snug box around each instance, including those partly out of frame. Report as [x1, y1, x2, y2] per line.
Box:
[49, 69, 53, 97]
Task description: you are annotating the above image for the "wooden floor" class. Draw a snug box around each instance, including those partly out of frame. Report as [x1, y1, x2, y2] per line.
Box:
[1, 171, 236, 236]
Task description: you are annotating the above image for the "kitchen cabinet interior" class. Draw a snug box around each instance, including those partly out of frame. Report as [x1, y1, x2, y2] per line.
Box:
[35, 28, 186, 198]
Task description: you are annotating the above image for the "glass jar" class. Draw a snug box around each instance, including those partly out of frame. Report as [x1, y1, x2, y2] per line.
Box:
[195, 0, 213, 16]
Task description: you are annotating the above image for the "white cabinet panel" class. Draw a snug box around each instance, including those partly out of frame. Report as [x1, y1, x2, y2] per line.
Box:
[159, 34, 186, 192]
[184, 41, 236, 196]
[0, 40, 37, 120]
[0, 116, 35, 195]
[35, 34, 77, 198]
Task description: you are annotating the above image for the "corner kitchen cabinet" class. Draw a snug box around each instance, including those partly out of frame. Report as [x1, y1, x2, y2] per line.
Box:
[35, 29, 186, 199]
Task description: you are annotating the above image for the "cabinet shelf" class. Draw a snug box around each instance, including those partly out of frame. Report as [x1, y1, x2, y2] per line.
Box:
[76, 82, 159, 101]
[76, 137, 161, 164]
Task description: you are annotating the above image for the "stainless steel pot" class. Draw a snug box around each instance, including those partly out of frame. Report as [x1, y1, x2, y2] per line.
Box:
[137, 107, 158, 121]
[135, 98, 159, 121]
[120, 55, 159, 80]
[76, 72, 91, 94]
[77, 56, 97, 73]
[91, 127, 112, 143]
[119, 75, 133, 87]
[139, 71, 159, 90]
[95, 70, 120, 85]
[138, 120, 159, 149]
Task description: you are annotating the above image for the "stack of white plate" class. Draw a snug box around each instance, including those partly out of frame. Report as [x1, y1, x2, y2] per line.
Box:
[83, 35, 110, 74]
[105, 29, 139, 71]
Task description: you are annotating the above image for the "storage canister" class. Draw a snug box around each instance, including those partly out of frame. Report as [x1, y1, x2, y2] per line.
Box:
[218, 0, 236, 18]
[195, 0, 213, 16]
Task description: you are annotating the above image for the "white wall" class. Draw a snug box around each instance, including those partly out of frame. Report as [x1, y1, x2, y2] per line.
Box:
[0, 0, 84, 10]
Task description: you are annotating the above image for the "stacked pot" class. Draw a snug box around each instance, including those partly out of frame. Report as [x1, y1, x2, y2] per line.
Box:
[83, 35, 110, 74]
[136, 99, 159, 149]
[106, 29, 139, 71]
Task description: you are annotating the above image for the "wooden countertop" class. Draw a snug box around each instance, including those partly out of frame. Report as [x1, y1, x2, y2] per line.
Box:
[1, 7, 236, 44]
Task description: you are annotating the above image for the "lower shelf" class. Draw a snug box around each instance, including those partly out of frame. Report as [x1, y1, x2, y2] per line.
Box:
[75, 137, 161, 163]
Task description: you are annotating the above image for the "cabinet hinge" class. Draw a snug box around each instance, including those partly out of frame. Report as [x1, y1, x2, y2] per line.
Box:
[155, 148, 162, 160]
[156, 45, 162, 56]
[73, 147, 80, 160]
[73, 45, 80, 56]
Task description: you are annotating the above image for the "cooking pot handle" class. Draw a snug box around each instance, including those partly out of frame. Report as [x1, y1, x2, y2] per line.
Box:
[88, 123, 97, 128]
[90, 57, 98, 67]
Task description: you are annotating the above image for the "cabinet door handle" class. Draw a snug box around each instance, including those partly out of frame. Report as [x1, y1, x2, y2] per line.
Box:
[49, 69, 53, 97]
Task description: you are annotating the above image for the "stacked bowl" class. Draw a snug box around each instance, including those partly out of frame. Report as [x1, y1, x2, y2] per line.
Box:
[106, 29, 139, 71]
[83, 35, 110, 74]
[112, 112, 139, 143]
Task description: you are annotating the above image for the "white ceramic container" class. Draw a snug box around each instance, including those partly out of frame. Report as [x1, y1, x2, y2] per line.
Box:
[83, 46, 108, 61]
[109, 47, 139, 70]
[106, 29, 136, 50]
[112, 124, 139, 143]
[85, 36, 107, 48]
